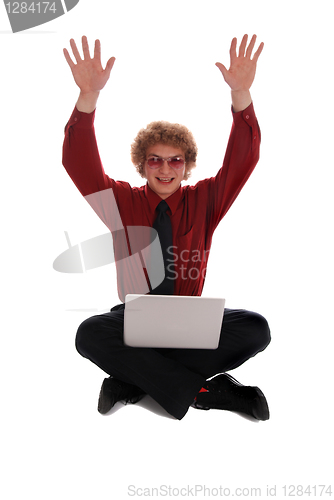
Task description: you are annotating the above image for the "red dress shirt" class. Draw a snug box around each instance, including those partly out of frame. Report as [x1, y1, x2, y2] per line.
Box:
[62, 103, 260, 301]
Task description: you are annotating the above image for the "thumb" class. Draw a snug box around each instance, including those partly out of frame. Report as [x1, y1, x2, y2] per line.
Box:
[105, 56, 116, 76]
[215, 62, 228, 80]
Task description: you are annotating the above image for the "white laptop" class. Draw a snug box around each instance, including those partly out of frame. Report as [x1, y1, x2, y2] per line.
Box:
[124, 294, 225, 349]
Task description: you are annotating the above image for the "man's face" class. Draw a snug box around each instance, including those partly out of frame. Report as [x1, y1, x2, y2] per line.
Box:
[143, 143, 186, 200]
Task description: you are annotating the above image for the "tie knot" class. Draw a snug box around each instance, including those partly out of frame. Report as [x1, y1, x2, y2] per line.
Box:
[156, 200, 169, 213]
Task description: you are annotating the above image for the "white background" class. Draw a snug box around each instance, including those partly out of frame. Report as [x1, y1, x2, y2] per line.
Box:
[1, 0, 333, 498]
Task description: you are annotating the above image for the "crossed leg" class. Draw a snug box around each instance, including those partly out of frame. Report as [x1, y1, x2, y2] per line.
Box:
[75, 306, 271, 419]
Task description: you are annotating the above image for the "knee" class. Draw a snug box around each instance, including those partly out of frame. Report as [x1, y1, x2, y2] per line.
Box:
[75, 316, 97, 357]
[250, 312, 271, 351]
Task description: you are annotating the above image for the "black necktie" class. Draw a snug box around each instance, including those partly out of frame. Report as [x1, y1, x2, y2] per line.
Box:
[150, 200, 174, 295]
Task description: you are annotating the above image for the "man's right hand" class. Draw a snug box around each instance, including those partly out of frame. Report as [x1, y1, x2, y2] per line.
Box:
[63, 36, 115, 113]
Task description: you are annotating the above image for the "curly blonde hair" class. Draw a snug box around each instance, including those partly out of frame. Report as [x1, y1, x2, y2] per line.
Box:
[131, 121, 198, 181]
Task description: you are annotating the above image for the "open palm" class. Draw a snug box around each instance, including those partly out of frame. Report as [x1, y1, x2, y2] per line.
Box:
[63, 36, 115, 94]
[216, 35, 264, 91]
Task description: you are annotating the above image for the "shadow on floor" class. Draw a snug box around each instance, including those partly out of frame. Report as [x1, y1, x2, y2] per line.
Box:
[102, 395, 260, 422]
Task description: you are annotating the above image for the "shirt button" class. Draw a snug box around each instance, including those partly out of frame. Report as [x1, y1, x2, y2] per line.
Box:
[245, 115, 249, 119]
[253, 136, 256, 140]
[74, 117, 78, 121]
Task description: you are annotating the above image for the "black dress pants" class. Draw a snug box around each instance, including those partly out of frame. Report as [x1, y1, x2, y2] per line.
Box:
[75, 305, 271, 420]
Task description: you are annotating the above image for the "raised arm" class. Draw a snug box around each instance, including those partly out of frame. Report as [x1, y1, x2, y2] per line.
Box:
[62, 36, 117, 196]
[194, 35, 264, 229]
[216, 34, 264, 112]
[63, 36, 115, 113]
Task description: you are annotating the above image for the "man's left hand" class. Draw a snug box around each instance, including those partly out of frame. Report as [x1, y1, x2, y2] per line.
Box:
[216, 34, 264, 91]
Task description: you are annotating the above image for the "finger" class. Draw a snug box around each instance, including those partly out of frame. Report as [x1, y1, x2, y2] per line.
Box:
[252, 41, 264, 62]
[238, 34, 248, 57]
[81, 35, 91, 60]
[215, 62, 228, 80]
[93, 39, 101, 62]
[229, 37, 237, 65]
[69, 38, 82, 63]
[245, 34, 257, 59]
[63, 48, 75, 69]
[105, 57, 116, 74]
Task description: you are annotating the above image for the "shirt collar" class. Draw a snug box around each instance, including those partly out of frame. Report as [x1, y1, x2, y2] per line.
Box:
[145, 182, 183, 216]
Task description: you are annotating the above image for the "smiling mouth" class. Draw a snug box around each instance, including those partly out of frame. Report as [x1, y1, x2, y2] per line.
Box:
[156, 177, 174, 183]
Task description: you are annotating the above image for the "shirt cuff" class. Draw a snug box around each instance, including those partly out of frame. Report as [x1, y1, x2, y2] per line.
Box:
[231, 102, 257, 127]
[66, 106, 96, 129]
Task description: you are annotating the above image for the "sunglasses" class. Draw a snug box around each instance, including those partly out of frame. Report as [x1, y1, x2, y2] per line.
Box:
[146, 156, 185, 170]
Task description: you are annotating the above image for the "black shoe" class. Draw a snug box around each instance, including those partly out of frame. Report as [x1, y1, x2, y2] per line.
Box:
[194, 373, 269, 421]
[98, 377, 145, 415]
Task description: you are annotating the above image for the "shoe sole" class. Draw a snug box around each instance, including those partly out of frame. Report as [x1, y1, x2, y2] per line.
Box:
[98, 378, 116, 414]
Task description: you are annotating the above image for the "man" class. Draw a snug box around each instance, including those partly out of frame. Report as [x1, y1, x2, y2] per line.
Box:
[62, 34, 271, 421]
